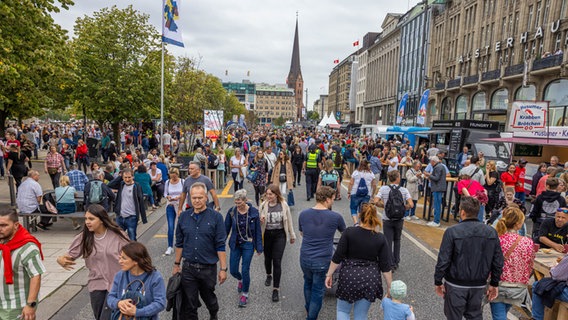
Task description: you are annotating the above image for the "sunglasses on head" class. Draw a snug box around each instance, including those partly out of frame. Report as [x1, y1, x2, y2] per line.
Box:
[557, 208, 568, 214]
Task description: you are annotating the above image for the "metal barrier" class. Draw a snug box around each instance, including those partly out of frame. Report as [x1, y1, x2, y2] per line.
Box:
[8, 175, 16, 206]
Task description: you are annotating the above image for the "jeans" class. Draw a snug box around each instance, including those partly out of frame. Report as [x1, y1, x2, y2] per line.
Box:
[89, 290, 111, 320]
[515, 191, 526, 203]
[432, 191, 443, 224]
[116, 215, 138, 241]
[405, 199, 418, 217]
[477, 204, 485, 222]
[229, 241, 254, 293]
[490, 302, 512, 320]
[305, 168, 318, 199]
[300, 258, 329, 320]
[336, 298, 372, 320]
[181, 263, 219, 319]
[231, 172, 243, 191]
[349, 194, 370, 216]
[166, 205, 177, 247]
[532, 280, 568, 320]
[0, 156, 4, 177]
[383, 219, 404, 266]
[264, 229, 286, 288]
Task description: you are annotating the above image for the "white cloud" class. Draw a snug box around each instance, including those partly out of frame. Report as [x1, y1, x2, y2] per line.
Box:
[52, 0, 416, 108]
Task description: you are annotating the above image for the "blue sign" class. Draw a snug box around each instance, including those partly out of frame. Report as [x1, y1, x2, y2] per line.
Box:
[336, 111, 341, 117]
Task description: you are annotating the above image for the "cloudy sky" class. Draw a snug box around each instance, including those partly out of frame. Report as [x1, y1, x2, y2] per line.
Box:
[52, 0, 416, 109]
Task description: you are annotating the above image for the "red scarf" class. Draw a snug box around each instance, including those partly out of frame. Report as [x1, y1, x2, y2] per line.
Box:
[0, 225, 44, 284]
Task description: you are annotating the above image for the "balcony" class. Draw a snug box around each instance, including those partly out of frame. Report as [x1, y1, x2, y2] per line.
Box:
[447, 78, 461, 88]
[463, 75, 479, 85]
[435, 82, 445, 90]
[532, 54, 563, 71]
[504, 63, 525, 77]
[481, 69, 500, 82]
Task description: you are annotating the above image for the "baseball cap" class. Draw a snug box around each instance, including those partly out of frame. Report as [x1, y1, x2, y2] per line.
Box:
[519, 158, 528, 164]
[390, 280, 407, 300]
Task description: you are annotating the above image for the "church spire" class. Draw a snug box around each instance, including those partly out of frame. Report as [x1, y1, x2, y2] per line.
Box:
[287, 13, 304, 120]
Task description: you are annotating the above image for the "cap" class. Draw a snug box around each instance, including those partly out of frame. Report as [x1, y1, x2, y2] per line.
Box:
[390, 280, 407, 300]
[204, 143, 210, 147]
[519, 158, 528, 164]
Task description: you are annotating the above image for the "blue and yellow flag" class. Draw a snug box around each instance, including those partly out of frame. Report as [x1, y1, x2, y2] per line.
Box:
[162, 0, 184, 47]
[397, 93, 408, 124]
[417, 89, 430, 125]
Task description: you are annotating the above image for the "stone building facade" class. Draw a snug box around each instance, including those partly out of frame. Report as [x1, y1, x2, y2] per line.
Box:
[328, 54, 355, 123]
[255, 84, 295, 124]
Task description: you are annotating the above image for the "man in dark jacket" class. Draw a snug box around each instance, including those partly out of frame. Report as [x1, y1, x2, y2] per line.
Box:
[434, 196, 504, 320]
[530, 177, 567, 240]
[114, 168, 147, 240]
[83, 170, 115, 212]
[427, 156, 447, 227]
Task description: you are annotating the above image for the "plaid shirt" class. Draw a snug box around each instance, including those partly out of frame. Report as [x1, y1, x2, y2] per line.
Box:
[66, 170, 89, 191]
[45, 152, 64, 172]
[551, 255, 568, 283]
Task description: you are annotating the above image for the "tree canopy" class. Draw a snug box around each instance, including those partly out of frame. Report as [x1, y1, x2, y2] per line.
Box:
[0, 0, 76, 130]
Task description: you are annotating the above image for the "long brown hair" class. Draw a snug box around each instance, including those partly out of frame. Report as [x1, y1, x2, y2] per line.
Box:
[359, 203, 381, 230]
[81, 204, 130, 258]
[121, 242, 155, 273]
[266, 184, 284, 203]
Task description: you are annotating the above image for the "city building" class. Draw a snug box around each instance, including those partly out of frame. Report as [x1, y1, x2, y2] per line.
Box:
[428, 0, 568, 129]
[396, 1, 434, 126]
[287, 16, 304, 121]
[255, 84, 295, 125]
[355, 33, 380, 124]
[313, 94, 329, 120]
[364, 13, 402, 125]
[222, 80, 256, 111]
[328, 54, 355, 123]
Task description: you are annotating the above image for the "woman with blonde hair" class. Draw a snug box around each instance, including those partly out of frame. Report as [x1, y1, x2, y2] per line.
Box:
[490, 207, 535, 320]
[325, 202, 392, 319]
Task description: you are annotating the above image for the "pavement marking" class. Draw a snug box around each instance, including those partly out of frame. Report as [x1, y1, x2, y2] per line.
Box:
[153, 234, 167, 238]
[341, 181, 439, 261]
[218, 180, 234, 198]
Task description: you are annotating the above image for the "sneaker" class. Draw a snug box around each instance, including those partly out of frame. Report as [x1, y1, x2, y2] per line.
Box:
[238, 295, 247, 308]
[411, 216, 420, 220]
[237, 281, 243, 293]
[165, 247, 173, 255]
[37, 223, 50, 231]
[272, 289, 279, 302]
[265, 275, 272, 286]
[0, 176, 4, 180]
[427, 221, 440, 227]
[404, 216, 411, 221]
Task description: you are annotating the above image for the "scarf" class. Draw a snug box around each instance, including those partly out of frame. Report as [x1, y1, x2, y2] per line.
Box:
[0, 225, 44, 284]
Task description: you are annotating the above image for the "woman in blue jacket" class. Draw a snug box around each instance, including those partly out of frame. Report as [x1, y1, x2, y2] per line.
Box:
[107, 242, 166, 320]
[224, 189, 263, 308]
[134, 164, 157, 209]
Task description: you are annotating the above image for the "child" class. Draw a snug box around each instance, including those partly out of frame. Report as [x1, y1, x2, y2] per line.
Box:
[382, 280, 416, 320]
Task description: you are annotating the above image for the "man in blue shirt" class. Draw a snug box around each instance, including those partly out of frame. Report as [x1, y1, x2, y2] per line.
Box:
[299, 186, 346, 320]
[173, 182, 227, 320]
[66, 164, 89, 192]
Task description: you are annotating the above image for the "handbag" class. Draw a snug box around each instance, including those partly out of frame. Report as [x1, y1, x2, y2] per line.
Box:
[45, 201, 58, 214]
[246, 170, 258, 182]
[111, 272, 152, 320]
[279, 173, 287, 183]
[287, 190, 295, 206]
[48, 167, 59, 175]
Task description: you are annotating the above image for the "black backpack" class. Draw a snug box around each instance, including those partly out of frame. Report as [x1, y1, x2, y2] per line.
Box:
[207, 153, 219, 169]
[385, 185, 405, 220]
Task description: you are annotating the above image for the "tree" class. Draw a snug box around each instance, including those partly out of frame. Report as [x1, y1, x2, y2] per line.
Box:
[0, 0, 76, 131]
[71, 5, 162, 143]
[273, 116, 285, 127]
[307, 111, 320, 121]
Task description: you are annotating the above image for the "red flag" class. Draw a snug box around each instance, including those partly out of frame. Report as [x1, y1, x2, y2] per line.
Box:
[353, 40, 359, 46]
[333, 59, 339, 64]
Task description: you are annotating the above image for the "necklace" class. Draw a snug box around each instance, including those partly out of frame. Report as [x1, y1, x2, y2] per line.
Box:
[235, 207, 250, 242]
[94, 228, 108, 241]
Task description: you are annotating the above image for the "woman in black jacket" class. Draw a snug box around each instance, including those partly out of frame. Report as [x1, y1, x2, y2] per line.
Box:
[291, 145, 304, 187]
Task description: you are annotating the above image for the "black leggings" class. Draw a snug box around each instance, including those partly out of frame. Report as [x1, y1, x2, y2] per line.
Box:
[263, 229, 286, 288]
[293, 163, 302, 184]
[254, 185, 265, 206]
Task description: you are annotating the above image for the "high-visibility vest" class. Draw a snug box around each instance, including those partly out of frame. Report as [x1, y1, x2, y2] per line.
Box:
[306, 152, 318, 169]
[331, 152, 342, 170]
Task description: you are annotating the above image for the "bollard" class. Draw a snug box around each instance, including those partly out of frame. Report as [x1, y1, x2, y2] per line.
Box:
[8, 175, 16, 206]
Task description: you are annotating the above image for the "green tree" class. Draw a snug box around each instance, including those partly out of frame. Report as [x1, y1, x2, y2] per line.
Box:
[273, 116, 285, 127]
[307, 111, 320, 121]
[0, 0, 76, 130]
[71, 5, 162, 143]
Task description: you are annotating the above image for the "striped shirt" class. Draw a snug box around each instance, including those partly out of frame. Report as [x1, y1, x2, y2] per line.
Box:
[0, 243, 46, 310]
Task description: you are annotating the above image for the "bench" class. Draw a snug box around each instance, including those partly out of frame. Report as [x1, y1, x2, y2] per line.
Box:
[544, 300, 568, 320]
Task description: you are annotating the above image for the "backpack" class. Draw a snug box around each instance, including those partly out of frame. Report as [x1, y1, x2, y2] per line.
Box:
[89, 181, 105, 204]
[355, 176, 369, 197]
[111, 272, 152, 320]
[208, 153, 219, 169]
[344, 148, 353, 160]
[385, 185, 405, 220]
[321, 170, 338, 188]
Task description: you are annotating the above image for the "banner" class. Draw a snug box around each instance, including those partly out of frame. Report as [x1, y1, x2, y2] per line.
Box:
[508, 101, 548, 132]
[417, 89, 430, 125]
[162, 0, 184, 47]
[396, 93, 408, 124]
[204, 110, 223, 142]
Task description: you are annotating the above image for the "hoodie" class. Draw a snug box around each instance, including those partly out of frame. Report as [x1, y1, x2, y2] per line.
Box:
[530, 190, 567, 222]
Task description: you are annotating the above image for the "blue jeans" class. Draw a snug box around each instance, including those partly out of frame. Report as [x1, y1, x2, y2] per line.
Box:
[231, 172, 243, 191]
[116, 215, 138, 241]
[300, 259, 329, 320]
[515, 191, 526, 203]
[349, 194, 370, 216]
[432, 191, 443, 223]
[336, 298, 372, 320]
[166, 205, 177, 247]
[229, 241, 254, 293]
[478, 204, 485, 222]
[532, 280, 568, 320]
[490, 302, 511, 320]
[405, 199, 418, 217]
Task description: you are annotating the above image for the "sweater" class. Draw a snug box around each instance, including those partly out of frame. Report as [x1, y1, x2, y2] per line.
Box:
[107, 270, 166, 320]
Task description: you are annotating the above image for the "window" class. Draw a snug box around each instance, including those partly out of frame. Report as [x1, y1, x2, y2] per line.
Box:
[455, 95, 468, 120]
[528, 5, 534, 29]
[515, 85, 536, 100]
[472, 91, 487, 120]
[535, 1, 542, 28]
[491, 88, 509, 110]
[441, 98, 452, 120]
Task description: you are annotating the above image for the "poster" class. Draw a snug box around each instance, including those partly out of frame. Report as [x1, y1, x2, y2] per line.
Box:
[508, 101, 548, 132]
[203, 110, 223, 142]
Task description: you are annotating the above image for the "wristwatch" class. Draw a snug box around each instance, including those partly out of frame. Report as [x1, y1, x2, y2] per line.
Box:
[27, 301, 37, 308]
[220, 267, 228, 272]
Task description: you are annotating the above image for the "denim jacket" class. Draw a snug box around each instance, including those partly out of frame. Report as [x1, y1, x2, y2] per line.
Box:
[224, 204, 263, 253]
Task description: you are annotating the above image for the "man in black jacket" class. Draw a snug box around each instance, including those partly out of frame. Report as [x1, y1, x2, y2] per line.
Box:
[114, 168, 147, 240]
[530, 177, 566, 241]
[434, 196, 504, 320]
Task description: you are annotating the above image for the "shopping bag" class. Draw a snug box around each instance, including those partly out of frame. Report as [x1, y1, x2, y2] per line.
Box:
[287, 190, 295, 206]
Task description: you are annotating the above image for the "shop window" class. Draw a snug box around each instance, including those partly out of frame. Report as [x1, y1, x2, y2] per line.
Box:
[441, 98, 452, 120]
[455, 95, 468, 120]
[472, 91, 486, 120]
[491, 88, 509, 110]
[515, 85, 536, 101]
[544, 79, 568, 126]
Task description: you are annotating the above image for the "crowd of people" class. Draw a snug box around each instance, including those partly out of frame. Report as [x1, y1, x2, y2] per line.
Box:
[1, 121, 568, 320]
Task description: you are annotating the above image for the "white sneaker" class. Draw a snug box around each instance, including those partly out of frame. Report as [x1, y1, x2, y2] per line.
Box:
[165, 247, 173, 255]
[427, 221, 440, 227]
[404, 216, 411, 221]
[411, 216, 420, 220]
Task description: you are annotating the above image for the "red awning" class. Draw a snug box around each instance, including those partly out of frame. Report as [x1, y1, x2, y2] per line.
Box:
[327, 124, 341, 129]
[481, 137, 568, 147]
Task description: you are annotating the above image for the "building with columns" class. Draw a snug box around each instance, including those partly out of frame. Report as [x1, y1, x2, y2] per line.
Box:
[428, 0, 568, 129]
[355, 33, 380, 124]
[328, 54, 355, 123]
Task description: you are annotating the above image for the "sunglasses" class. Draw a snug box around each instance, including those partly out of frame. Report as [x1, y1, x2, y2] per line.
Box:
[557, 208, 568, 213]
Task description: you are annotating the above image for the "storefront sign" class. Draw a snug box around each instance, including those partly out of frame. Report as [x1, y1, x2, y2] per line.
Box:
[508, 101, 548, 131]
[203, 110, 223, 142]
[431, 120, 500, 131]
[514, 126, 568, 139]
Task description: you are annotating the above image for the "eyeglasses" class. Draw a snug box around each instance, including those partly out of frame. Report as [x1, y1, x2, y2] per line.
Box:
[557, 208, 568, 213]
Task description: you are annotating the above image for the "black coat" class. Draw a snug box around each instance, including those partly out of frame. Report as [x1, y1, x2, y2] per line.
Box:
[166, 273, 187, 320]
[114, 181, 147, 223]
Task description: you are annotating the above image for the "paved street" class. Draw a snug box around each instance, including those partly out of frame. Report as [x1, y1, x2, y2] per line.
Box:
[47, 177, 495, 320]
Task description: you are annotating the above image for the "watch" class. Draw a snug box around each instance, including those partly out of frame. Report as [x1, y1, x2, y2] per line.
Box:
[220, 268, 228, 272]
[27, 301, 37, 308]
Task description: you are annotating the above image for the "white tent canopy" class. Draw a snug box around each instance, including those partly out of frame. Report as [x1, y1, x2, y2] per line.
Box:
[318, 113, 330, 127]
[327, 113, 339, 125]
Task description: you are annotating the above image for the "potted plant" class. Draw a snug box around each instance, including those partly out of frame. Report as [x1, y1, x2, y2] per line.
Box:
[177, 151, 195, 167]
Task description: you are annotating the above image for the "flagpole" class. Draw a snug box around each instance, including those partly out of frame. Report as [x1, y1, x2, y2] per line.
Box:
[160, 6, 165, 153]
